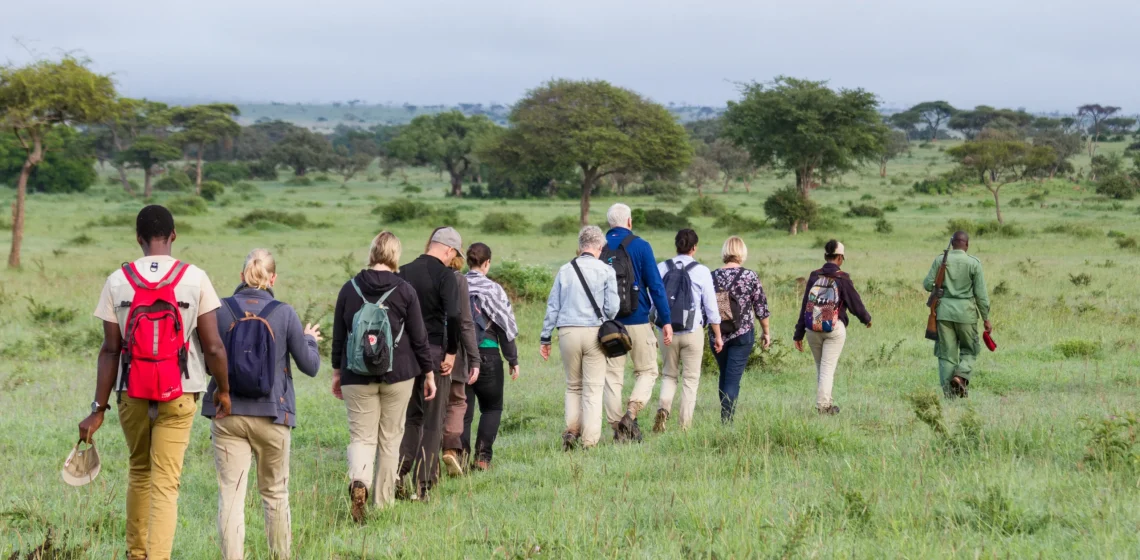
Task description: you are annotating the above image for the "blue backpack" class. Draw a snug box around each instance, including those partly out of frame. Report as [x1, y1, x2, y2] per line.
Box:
[660, 259, 699, 332]
[222, 297, 282, 399]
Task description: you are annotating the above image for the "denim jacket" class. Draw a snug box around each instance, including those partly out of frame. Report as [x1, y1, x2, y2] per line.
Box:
[540, 254, 619, 343]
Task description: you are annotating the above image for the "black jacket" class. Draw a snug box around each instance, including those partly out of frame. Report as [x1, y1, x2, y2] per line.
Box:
[398, 254, 461, 354]
[332, 270, 434, 385]
[793, 262, 872, 341]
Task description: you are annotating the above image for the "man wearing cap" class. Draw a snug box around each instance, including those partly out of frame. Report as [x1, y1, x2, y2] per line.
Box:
[923, 231, 992, 398]
[396, 226, 464, 501]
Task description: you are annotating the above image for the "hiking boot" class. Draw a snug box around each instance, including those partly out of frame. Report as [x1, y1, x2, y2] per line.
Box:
[950, 376, 969, 398]
[818, 405, 841, 415]
[617, 413, 643, 443]
[414, 484, 431, 504]
[563, 430, 579, 451]
[442, 450, 464, 477]
[653, 408, 669, 433]
[349, 481, 368, 525]
[472, 459, 490, 472]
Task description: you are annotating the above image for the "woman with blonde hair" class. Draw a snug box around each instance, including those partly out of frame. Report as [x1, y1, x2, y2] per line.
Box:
[710, 236, 771, 422]
[203, 248, 322, 560]
[331, 232, 437, 523]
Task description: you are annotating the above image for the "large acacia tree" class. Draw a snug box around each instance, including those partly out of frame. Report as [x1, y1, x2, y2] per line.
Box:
[388, 111, 496, 197]
[170, 104, 240, 194]
[100, 98, 170, 195]
[115, 136, 182, 198]
[905, 101, 957, 141]
[0, 57, 116, 268]
[946, 134, 1055, 225]
[723, 77, 886, 199]
[1078, 104, 1121, 156]
[483, 80, 691, 224]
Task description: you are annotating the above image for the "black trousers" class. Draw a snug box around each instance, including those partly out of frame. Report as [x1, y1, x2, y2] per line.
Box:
[398, 344, 445, 489]
[461, 348, 505, 463]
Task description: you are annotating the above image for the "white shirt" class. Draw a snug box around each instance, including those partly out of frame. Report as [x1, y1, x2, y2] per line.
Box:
[656, 254, 721, 335]
[93, 255, 221, 393]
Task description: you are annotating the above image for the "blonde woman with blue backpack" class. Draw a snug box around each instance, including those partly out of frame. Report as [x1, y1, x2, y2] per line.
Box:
[330, 232, 437, 524]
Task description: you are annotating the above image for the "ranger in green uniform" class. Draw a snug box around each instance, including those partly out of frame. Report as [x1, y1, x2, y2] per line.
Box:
[923, 231, 992, 397]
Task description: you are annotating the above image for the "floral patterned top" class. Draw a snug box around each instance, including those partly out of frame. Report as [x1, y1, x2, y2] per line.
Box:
[712, 267, 770, 342]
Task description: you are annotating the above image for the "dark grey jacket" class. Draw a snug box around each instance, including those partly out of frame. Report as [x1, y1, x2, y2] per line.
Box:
[202, 287, 321, 427]
[452, 271, 480, 383]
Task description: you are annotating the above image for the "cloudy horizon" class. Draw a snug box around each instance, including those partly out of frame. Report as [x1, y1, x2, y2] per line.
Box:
[3, 0, 1138, 114]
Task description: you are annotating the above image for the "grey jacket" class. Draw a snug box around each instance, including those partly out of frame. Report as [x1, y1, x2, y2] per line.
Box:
[452, 271, 480, 383]
[202, 287, 321, 427]
[540, 254, 619, 343]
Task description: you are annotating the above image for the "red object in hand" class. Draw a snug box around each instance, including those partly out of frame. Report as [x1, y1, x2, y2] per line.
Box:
[983, 331, 997, 352]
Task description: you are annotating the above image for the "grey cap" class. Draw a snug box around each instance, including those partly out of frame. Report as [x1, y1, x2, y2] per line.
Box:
[431, 227, 463, 253]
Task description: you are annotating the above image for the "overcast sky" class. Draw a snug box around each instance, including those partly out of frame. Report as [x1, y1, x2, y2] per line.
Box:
[3, 0, 1137, 112]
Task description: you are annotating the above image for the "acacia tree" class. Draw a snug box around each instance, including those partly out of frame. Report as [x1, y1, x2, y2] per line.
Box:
[723, 77, 886, 202]
[685, 156, 719, 197]
[100, 98, 170, 195]
[946, 135, 1056, 224]
[170, 104, 240, 194]
[0, 57, 116, 268]
[115, 136, 182, 198]
[388, 111, 496, 197]
[887, 111, 921, 139]
[706, 138, 752, 192]
[906, 101, 956, 141]
[267, 128, 335, 176]
[482, 80, 691, 224]
[948, 106, 1032, 140]
[1078, 104, 1121, 156]
[879, 130, 910, 177]
[1031, 129, 1082, 178]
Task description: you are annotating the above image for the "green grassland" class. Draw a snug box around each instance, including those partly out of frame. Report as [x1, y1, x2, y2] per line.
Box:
[1, 143, 1139, 558]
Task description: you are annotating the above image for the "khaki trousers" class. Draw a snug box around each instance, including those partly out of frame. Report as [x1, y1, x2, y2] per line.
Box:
[118, 393, 197, 560]
[658, 330, 705, 429]
[805, 321, 847, 409]
[442, 372, 468, 451]
[212, 415, 292, 560]
[604, 322, 659, 422]
[559, 326, 607, 447]
[343, 380, 415, 506]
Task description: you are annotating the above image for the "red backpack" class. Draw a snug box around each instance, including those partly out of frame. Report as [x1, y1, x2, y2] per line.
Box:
[119, 261, 191, 402]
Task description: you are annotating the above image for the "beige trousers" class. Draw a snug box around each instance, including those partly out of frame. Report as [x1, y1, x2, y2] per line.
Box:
[805, 321, 847, 409]
[658, 330, 705, 429]
[212, 415, 292, 560]
[118, 393, 197, 560]
[604, 322, 659, 421]
[342, 380, 415, 507]
[558, 326, 607, 447]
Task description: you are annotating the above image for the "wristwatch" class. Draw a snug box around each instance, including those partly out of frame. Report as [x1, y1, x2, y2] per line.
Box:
[91, 401, 111, 414]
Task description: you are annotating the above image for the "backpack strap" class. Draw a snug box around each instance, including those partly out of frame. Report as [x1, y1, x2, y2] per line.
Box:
[683, 261, 699, 273]
[377, 287, 398, 305]
[157, 262, 189, 289]
[619, 234, 637, 251]
[570, 259, 605, 321]
[222, 297, 244, 322]
[123, 260, 188, 290]
[351, 278, 373, 304]
[258, 300, 283, 320]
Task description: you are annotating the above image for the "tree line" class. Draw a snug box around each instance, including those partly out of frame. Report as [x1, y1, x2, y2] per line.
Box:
[3, 57, 1139, 268]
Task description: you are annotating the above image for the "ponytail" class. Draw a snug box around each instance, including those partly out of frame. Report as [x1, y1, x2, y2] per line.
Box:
[242, 248, 276, 290]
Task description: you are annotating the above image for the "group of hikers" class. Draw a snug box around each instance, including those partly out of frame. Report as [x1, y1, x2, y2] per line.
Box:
[73, 202, 992, 559]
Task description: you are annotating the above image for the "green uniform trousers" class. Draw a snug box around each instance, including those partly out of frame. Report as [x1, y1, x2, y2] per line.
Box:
[935, 320, 979, 393]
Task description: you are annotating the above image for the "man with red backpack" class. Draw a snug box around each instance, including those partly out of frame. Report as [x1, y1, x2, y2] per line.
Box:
[78, 205, 231, 560]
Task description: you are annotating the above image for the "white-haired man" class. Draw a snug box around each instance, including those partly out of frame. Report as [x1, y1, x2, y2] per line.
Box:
[540, 226, 619, 449]
[602, 203, 673, 441]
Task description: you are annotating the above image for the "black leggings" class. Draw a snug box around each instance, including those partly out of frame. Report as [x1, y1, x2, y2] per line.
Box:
[462, 348, 505, 462]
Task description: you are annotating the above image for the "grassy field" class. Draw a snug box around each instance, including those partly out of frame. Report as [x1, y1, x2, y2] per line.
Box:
[1, 142, 1139, 558]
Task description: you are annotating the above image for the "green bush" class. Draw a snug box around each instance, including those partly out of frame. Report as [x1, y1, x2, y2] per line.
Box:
[402, 185, 422, 194]
[883, 203, 899, 212]
[154, 173, 192, 192]
[247, 160, 278, 181]
[313, 174, 332, 183]
[284, 176, 313, 187]
[1043, 223, 1096, 238]
[85, 213, 134, 228]
[233, 182, 261, 196]
[682, 197, 727, 217]
[637, 179, 684, 198]
[633, 208, 690, 230]
[1055, 339, 1100, 359]
[875, 218, 894, 234]
[1096, 175, 1137, 200]
[1116, 237, 1138, 250]
[374, 199, 459, 225]
[713, 212, 767, 232]
[913, 178, 956, 195]
[487, 261, 553, 303]
[202, 161, 251, 185]
[889, 176, 906, 186]
[199, 180, 225, 201]
[480, 212, 532, 234]
[541, 215, 581, 236]
[945, 219, 1023, 238]
[226, 210, 312, 229]
[166, 196, 209, 216]
[764, 186, 818, 232]
[1107, 230, 1126, 238]
[845, 204, 883, 218]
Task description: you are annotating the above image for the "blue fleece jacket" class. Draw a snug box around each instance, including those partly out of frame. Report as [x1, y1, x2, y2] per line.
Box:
[606, 227, 670, 326]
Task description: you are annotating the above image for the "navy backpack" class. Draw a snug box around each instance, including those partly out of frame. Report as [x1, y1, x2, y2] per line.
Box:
[659, 259, 699, 332]
[222, 297, 282, 399]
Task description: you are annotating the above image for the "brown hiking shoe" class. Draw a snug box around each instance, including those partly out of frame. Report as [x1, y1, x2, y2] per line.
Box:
[414, 484, 431, 504]
[617, 413, 643, 443]
[442, 450, 464, 477]
[653, 409, 669, 433]
[950, 376, 968, 398]
[349, 481, 367, 525]
[817, 405, 841, 415]
[563, 430, 579, 451]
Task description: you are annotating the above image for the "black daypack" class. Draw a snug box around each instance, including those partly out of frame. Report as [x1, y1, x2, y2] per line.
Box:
[470, 292, 490, 344]
[222, 297, 282, 399]
[570, 259, 632, 358]
[660, 259, 700, 331]
[600, 234, 640, 318]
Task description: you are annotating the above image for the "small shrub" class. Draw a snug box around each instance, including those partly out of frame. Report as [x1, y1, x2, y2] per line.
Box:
[202, 161, 251, 185]
[874, 218, 893, 234]
[1079, 413, 1139, 469]
[637, 179, 684, 198]
[488, 261, 553, 303]
[166, 196, 209, 216]
[199, 180, 225, 201]
[402, 184, 422, 194]
[1068, 272, 1092, 287]
[541, 215, 580, 236]
[233, 182, 261, 196]
[1116, 237, 1138, 250]
[1107, 230, 1126, 238]
[85, 213, 134, 228]
[889, 176, 906, 186]
[633, 208, 691, 230]
[845, 204, 883, 218]
[764, 186, 818, 232]
[993, 281, 1010, 296]
[883, 203, 898, 212]
[959, 487, 1051, 536]
[247, 160, 278, 180]
[859, 193, 874, 201]
[66, 233, 95, 247]
[480, 212, 532, 234]
[913, 178, 955, 195]
[1044, 223, 1095, 238]
[284, 176, 313, 187]
[226, 210, 312, 229]
[945, 219, 1023, 238]
[1096, 175, 1137, 200]
[906, 390, 982, 452]
[313, 174, 332, 183]
[1055, 339, 1100, 359]
[713, 212, 766, 232]
[374, 199, 459, 225]
[683, 197, 728, 217]
[27, 297, 77, 325]
[154, 173, 192, 192]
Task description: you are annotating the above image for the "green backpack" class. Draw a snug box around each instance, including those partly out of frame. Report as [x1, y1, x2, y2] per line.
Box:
[346, 279, 404, 376]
